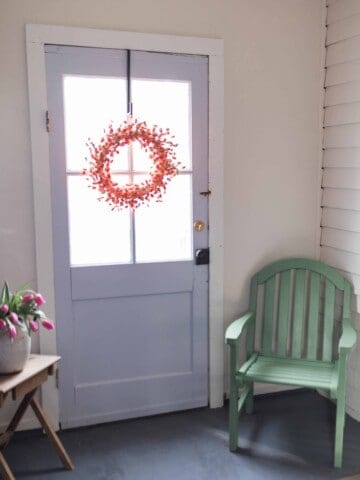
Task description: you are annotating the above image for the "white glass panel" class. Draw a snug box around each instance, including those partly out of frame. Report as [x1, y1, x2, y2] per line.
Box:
[132, 80, 191, 171]
[67, 175, 131, 266]
[63, 76, 128, 172]
[135, 174, 192, 263]
[130, 141, 151, 172]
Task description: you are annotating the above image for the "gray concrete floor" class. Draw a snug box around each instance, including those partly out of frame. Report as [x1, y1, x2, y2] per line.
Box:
[4, 390, 360, 479]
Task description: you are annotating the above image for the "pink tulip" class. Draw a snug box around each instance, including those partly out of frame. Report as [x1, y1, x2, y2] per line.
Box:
[0, 304, 9, 314]
[0, 319, 6, 330]
[29, 319, 39, 332]
[22, 293, 34, 303]
[9, 324, 17, 339]
[9, 312, 20, 325]
[41, 319, 54, 330]
[34, 294, 46, 306]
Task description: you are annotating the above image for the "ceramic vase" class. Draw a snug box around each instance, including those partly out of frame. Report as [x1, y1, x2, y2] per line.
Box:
[0, 328, 31, 374]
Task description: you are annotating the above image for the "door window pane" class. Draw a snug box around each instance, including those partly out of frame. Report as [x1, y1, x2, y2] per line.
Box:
[132, 79, 191, 171]
[67, 175, 131, 266]
[135, 174, 193, 263]
[63, 75, 128, 172]
[63, 74, 194, 266]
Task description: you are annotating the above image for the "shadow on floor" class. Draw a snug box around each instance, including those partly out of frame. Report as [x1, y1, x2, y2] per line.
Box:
[4, 390, 360, 480]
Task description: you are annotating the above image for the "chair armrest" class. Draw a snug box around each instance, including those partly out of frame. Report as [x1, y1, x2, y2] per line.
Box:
[339, 318, 357, 355]
[225, 312, 254, 345]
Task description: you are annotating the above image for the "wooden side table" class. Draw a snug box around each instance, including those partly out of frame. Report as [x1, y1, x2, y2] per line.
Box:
[0, 354, 74, 480]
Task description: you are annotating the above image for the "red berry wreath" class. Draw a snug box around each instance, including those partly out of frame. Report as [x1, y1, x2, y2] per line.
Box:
[83, 117, 179, 209]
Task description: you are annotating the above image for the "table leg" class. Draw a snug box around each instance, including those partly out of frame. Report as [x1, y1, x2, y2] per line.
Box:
[0, 389, 38, 480]
[30, 398, 74, 470]
[0, 452, 15, 480]
[0, 389, 37, 450]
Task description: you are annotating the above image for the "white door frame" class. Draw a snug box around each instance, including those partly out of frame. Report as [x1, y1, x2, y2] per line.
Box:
[26, 24, 224, 427]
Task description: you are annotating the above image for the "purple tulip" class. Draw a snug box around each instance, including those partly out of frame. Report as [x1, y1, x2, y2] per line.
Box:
[0, 319, 6, 330]
[29, 319, 39, 332]
[0, 304, 9, 314]
[34, 294, 46, 306]
[9, 312, 20, 325]
[41, 319, 54, 330]
[22, 293, 34, 303]
[9, 324, 17, 339]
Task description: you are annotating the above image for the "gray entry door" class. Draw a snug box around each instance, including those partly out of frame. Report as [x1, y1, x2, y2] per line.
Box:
[45, 46, 209, 428]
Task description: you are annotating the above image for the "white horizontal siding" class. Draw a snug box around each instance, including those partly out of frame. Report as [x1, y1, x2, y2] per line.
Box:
[322, 206, 360, 231]
[325, 82, 360, 107]
[324, 147, 360, 166]
[323, 0, 360, 420]
[326, 36, 360, 66]
[322, 167, 360, 188]
[324, 124, 360, 147]
[322, 188, 360, 210]
[327, 14, 360, 45]
[321, 227, 360, 254]
[326, 60, 360, 87]
[327, 0, 360, 25]
[325, 102, 360, 126]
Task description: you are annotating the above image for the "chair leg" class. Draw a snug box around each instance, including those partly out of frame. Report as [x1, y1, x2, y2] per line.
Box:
[229, 383, 239, 452]
[334, 392, 346, 468]
[245, 383, 254, 415]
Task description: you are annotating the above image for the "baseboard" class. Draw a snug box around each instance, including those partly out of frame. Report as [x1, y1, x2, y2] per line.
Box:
[318, 389, 360, 422]
[0, 417, 39, 432]
[345, 403, 360, 422]
[60, 397, 207, 429]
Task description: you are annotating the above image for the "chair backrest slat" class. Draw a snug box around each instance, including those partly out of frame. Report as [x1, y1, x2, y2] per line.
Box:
[248, 258, 351, 363]
[291, 270, 306, 359]
[322, 279, 336, 361]
[277, 270, 291, 356]
[262, 276, 275, 355]
[343, 283, 351, 319]
[306, 272, 321, 360]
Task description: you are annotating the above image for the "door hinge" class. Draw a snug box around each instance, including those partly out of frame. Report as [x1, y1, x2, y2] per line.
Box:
[46, 110, 50, 133]
[55, 368, 59, 389]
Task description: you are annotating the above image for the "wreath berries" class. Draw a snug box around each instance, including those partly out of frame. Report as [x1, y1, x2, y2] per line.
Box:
[83, 117, 180, 209]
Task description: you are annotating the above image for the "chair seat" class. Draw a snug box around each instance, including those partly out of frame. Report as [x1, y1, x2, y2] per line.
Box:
[238, 354, 338, 392]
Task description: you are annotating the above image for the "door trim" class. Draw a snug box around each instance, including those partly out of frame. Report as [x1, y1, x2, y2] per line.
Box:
[26, 24, 224, 427]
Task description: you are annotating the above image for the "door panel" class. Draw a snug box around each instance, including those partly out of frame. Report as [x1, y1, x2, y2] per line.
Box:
[73, 293, 193, 383]
[45, 45, 209, 428]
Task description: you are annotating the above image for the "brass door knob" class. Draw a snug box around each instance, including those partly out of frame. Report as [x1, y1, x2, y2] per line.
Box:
[194, 220, 205, 232]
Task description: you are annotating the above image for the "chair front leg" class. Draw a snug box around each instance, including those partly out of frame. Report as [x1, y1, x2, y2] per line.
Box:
[334, 352, 349, 469]
[229, 380, 239, 451]
[334, 395, 345, 468]
[334, 389, 346, 468]
[229, 344, 239, 451]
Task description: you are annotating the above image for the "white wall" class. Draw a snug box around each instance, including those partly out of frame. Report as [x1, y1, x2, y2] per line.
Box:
[0, 0, 324, 427]
[321, 0, 360, 420]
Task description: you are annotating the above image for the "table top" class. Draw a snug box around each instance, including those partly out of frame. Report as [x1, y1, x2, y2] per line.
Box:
[0, 354, 60, 395]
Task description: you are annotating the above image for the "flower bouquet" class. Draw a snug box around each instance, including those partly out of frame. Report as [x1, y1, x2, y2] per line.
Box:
[0, 281, 54, 373]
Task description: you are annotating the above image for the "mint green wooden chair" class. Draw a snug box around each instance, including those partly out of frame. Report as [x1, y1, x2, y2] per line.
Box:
[225, 258, 357, 468]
